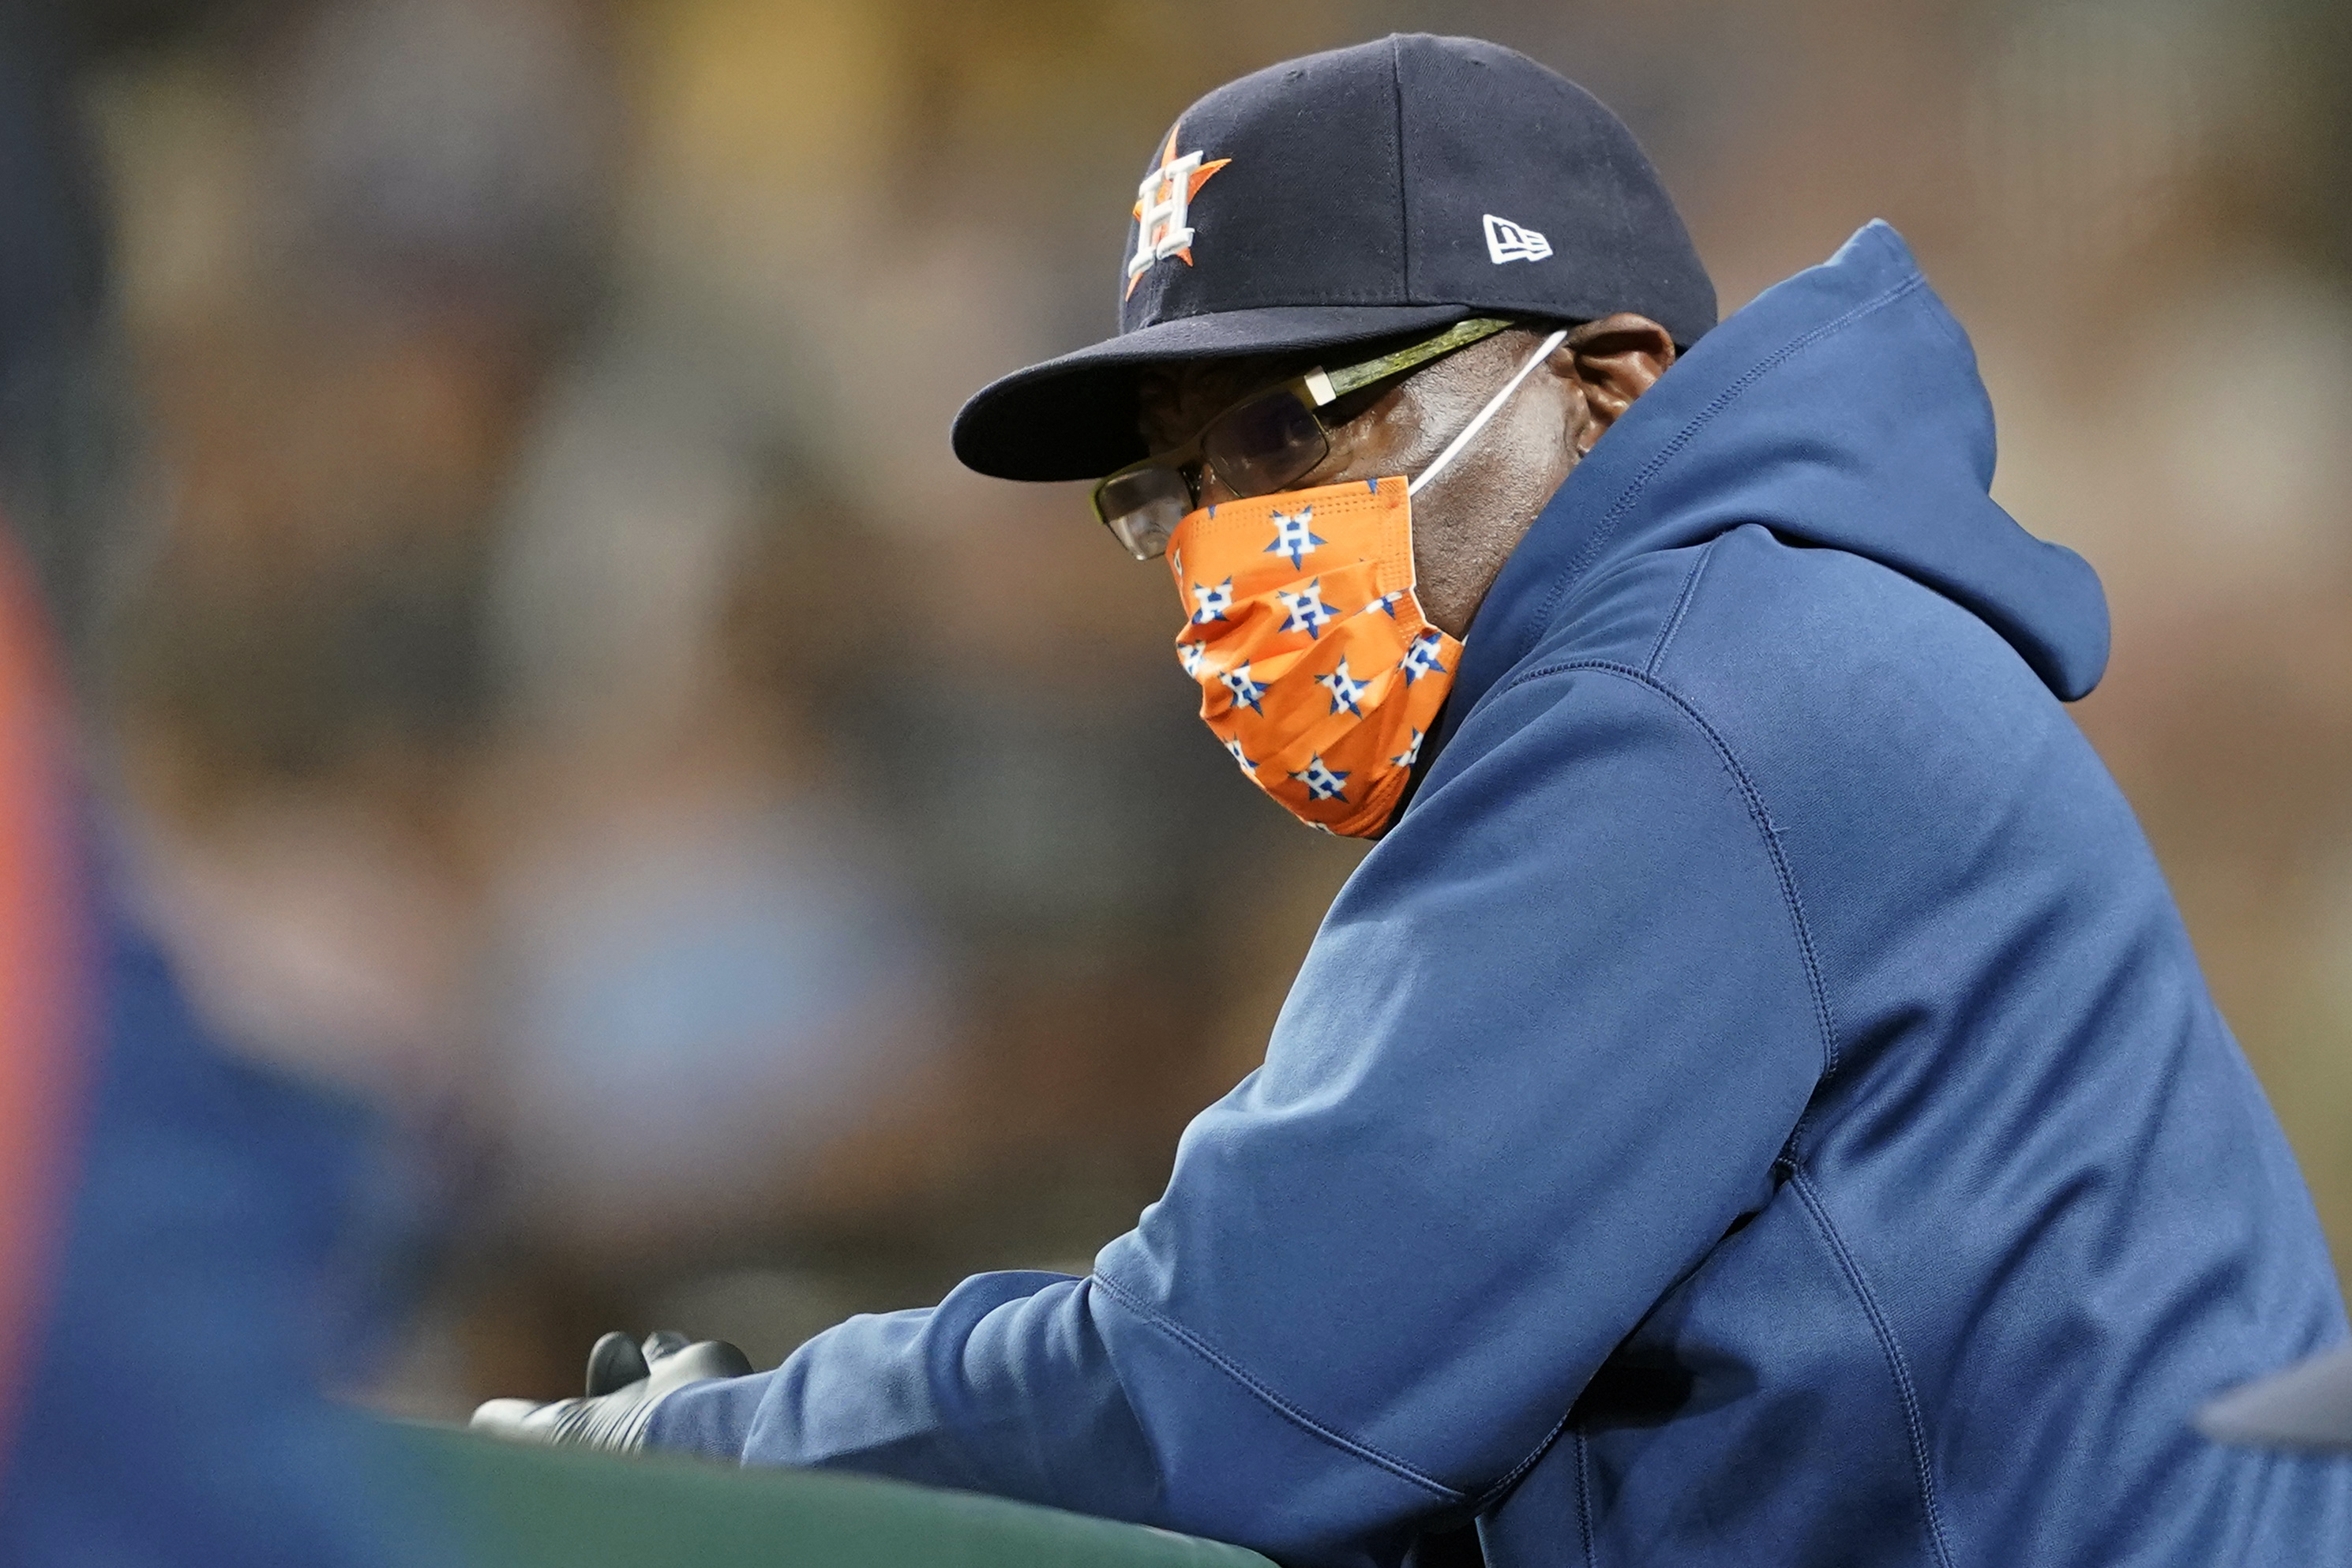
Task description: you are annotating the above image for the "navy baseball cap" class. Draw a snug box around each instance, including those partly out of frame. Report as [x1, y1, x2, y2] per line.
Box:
[951, 33, 1715, 483]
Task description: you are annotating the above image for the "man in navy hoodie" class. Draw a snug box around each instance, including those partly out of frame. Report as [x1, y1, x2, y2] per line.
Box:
[486, 35, 2351, 1567]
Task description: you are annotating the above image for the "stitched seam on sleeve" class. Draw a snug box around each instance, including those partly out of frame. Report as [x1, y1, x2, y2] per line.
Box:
[1576, 1432, 1596, 1567]
[1465, 1405, 1574, 1513]
[1090, 1270, 1465, 1504]
[1644, 538, 1717, 675]
[1509, 275, 1929, 668]
[1790, 1172, 1957, 1568]
[1495, 659, 1841, 1078]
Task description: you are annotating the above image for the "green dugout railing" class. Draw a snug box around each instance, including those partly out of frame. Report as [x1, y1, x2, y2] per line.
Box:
[388, 1420, 1277, 1568]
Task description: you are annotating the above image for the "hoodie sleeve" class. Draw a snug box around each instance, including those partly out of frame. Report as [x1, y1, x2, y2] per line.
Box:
[647, 664, 1826, 1566]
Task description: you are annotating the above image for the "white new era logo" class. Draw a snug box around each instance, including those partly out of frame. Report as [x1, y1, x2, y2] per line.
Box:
[1483, 214, 1551, 265]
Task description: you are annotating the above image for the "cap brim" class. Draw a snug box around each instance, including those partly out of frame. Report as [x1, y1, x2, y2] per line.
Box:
[2196, 1345, 2352, 1450]
[951, 303, 1479, 483]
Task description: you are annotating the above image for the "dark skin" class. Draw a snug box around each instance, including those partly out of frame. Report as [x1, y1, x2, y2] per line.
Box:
[1135, 315, 1676, 638]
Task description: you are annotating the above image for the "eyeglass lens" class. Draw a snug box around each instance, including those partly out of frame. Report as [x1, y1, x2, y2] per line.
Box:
[1097, 464, 1193, 560]
[1203, 389, 1330, 499]
[1097, 384, 1337, 561]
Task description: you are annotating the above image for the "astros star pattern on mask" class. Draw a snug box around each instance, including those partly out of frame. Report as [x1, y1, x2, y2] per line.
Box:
[1317, 661, 1372, 716]
[1190, 576, 1234, 625]
[1401, 630, 1449, 683]
[1167, 475, 1463, 838]
[1127, 123, 1230, 298]
[1266, 508, 1326, 568]
[1221, 663, 1269, 714]
[1291, 755, 1350, 802]
[1277, 581, 1338, 639]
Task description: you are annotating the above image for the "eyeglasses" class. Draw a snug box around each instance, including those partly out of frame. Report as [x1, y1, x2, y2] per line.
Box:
[1092, 317, 1514, 561]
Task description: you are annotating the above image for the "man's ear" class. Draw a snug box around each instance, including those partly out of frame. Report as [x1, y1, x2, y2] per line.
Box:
[1559, 314, 1677, 444]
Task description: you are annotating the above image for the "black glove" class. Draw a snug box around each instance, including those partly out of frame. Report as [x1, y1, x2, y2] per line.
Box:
[470, 1330, 753, 1451]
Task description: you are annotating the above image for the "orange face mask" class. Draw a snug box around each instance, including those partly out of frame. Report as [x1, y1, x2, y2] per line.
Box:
[1169, 477, 1454, 835]
[1164, 328, 1566, 837]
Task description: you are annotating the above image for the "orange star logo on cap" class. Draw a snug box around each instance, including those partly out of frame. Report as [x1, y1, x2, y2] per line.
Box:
[1126, 123, 1230, 298]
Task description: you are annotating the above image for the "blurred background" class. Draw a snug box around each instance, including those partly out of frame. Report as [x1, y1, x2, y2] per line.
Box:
[6, 0, 2346, 1412]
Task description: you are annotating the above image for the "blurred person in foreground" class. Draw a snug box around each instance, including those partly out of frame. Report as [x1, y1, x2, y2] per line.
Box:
[477, 36, 2349, 1566]
[2201, 1341, 2352, 1454]
[2196, 1345, 2352, 1563]
[0, 7, 455, 1564]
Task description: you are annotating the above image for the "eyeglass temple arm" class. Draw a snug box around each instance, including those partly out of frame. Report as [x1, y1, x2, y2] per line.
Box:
[1311, 317, 1516, 405]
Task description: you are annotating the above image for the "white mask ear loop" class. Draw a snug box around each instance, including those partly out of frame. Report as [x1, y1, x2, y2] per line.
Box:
[1406, 328, 1571, 498]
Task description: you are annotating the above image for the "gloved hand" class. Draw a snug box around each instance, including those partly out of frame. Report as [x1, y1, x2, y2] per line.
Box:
[470, 1329, 753, 1452]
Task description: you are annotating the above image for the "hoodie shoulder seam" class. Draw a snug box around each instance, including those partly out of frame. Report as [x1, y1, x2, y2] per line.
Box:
[1495, 658, 1842, 1079]
[1089, 1268, 1468, 1504]
[1517, 274, 1930, 664]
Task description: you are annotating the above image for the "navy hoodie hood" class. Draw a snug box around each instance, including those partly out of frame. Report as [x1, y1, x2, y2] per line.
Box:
[1445, 220, 2109, 756]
